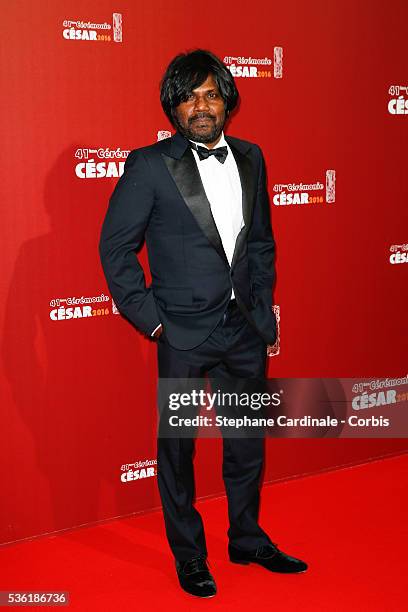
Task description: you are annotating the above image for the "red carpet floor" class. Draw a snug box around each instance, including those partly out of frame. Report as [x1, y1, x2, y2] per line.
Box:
[1, 453, 407, 611]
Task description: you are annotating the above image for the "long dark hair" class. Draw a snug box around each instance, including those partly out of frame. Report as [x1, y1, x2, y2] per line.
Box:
[160, 49, 239, 125]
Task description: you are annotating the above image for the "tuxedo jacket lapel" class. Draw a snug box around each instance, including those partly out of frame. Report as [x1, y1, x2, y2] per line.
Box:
[225, 137, 256, 268]
[225, 137, 255, 230]
[162, 148, 229, 266]
[162, 132, 256, 270]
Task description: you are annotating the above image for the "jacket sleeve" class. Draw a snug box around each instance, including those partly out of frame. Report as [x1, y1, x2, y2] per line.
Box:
[247, 145, 276, 305]
[98, 149, 160, 336]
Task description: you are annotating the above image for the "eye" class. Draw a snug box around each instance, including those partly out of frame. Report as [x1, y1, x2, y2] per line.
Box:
[186, 93, 195, 101]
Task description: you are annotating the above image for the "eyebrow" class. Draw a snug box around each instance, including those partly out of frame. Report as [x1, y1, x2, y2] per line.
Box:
[192, 87, 218, 93]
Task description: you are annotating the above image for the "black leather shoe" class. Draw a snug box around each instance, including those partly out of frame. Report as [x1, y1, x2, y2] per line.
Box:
[229, 543, 308, 574]
[176, 556, 217, 598]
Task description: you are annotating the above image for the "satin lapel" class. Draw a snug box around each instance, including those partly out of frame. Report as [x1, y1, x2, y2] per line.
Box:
[227, 139, 256, 268]
[162, 148, 229, 267]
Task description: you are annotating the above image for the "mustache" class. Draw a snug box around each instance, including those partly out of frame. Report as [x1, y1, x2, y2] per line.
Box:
[189, 113, 216, 124]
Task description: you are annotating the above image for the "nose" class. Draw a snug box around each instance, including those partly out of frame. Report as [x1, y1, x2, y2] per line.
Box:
[193, 94, 210, 112]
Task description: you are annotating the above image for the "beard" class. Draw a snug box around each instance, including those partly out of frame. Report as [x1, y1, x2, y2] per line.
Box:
[173, 111, 226, 144]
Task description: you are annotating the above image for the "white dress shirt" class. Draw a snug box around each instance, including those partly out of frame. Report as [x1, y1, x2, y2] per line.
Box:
[190, 132, 243, 269]
[152, 131, 243, 336]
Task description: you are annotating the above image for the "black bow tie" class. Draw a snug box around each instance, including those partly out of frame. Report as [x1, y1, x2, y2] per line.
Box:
[191, 143, 228, 164]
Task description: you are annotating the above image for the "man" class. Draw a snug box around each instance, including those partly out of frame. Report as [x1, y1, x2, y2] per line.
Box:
[99, 49, 307, 598]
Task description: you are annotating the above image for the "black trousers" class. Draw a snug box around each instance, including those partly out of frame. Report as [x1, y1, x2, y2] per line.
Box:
[156, 301, 273, 562]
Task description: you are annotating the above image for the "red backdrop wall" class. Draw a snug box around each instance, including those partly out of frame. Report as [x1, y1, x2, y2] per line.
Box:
[1, 0, 407, 545]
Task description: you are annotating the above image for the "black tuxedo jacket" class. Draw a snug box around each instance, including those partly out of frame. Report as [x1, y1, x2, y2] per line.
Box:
[99, 131, 276, 350]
